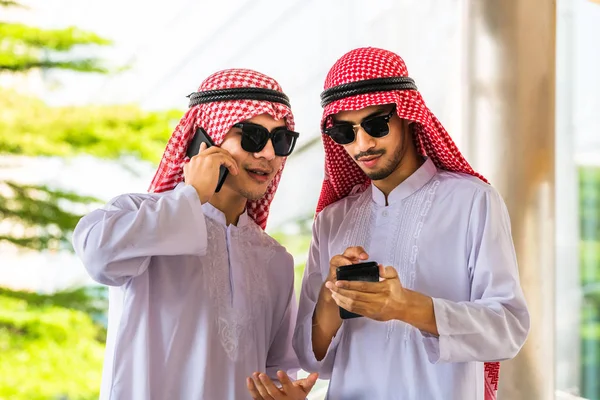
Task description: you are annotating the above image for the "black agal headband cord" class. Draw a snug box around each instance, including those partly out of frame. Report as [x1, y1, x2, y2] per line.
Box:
[187, 87, 291, 108]
[320, 76, 418, 108]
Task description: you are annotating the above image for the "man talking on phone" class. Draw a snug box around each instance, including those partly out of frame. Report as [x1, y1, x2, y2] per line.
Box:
[72, 69, 317, 400]
[290, 48, 530, 400]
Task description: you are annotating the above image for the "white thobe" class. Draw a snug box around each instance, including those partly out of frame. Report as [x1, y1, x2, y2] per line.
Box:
[73, 183, 298, 400]
[293, 158, 530, 400]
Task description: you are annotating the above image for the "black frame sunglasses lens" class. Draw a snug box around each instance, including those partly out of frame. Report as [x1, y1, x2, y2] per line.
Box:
[327, 124, 355, 145]
[362, 116, 390, 138]
[326, 113, 392, 144]
[239, 125, 297, 156]
[270, 128, 298, 156]
[240, 126, 268, 152]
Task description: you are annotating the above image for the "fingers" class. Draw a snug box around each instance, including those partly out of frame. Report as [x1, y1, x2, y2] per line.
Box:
[213, 153, 239, 175]
[331, 290, 372, 317]
[246, 377, 264, 400]
[330, 291, 357, 313]
[333, 279, 383, 293]
[298, 372, 319, 392]
[191, 145, 240, 175]
[275, 370, 319, 396]
[330, 284, 379, 298]
[380, 265, 399, 279]
[251, 373, 279, 399]
[329, 254, 355, 269]
[276, 370, 295, 393]
[330, 247, 369, 270]
[342, 246, 369, 261]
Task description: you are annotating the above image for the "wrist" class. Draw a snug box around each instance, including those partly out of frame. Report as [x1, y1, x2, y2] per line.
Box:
[395, 289, 429, 322]
[318, 283, 334, 303]
[188, 184, 208, 204]
[315, 284, 341, 321]
[398, 289, 439, 336]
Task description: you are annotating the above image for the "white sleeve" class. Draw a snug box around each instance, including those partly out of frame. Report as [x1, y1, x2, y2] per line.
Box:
[423, 188, 530, 363]
[292, 213, 345, 379]
[72, 185, 208, 287]
[266, 253, 301, 380]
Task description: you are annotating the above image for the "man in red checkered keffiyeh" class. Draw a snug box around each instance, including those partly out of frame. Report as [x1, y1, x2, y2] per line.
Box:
[292, 48, 530, 400]
[149, 68, 296, 229]
[73, 68, 319, 400]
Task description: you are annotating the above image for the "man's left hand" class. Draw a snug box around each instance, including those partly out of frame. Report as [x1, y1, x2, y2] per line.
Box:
[326, 265, 407, 322]
[246, 370, 318, 400]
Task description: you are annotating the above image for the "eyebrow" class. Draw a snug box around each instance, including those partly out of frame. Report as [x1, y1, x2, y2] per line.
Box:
[332, 108, 387, 124]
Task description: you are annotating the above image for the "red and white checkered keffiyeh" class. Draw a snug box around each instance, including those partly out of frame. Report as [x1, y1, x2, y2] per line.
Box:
[317, 47, 499, 399]
[148, 68, 294, 230]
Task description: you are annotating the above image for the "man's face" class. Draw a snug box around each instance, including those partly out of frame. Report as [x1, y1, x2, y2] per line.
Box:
[219, 113, 286, 201]
[333, 103, 407, 181]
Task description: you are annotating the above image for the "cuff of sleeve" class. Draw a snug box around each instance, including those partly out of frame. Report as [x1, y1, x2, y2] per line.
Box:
[296, 310, 344, 377]
[179, 184, 208, 254]
[422, 297, 451, 364]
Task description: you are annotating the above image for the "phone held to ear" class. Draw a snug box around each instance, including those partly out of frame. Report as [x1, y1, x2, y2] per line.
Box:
[186, 127, 229, 192]
[335, 261, 379, 319]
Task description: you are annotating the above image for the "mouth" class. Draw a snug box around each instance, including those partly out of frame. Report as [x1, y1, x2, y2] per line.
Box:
[245, 168, 272, 183]
[357, 155, 382, 168]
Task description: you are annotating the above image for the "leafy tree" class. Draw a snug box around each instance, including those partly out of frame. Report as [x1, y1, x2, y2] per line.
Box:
[0, 3, 179, 398]
[0, 88, 181, 251]
[0, 1, 182, 252]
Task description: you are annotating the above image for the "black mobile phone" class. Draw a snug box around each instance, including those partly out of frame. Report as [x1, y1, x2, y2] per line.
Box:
[335, 261, 379, 319]
[186, 127, 228, 193]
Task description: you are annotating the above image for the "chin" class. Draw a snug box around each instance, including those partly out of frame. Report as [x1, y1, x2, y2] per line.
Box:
[245, 192, 267, 201]
[239, 185, 269, 201]
[366, 168, 394, 181]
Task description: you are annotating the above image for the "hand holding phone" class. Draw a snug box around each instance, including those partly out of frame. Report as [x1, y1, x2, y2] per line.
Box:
[335, 261, 379, 319]
[184, 127, 238, 203]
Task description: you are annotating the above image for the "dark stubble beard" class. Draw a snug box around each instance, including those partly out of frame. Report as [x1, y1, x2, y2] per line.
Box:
[366, 149, 403, 181]
[359, 130, 409, 181]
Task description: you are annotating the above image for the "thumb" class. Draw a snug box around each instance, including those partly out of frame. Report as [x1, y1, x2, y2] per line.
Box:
[298, 372, 319, 392]
[379, 265, 399, 279]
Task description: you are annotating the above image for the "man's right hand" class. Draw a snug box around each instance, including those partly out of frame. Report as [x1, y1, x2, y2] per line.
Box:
[184, 142, 239, 204]
[320, 246, 370, 304]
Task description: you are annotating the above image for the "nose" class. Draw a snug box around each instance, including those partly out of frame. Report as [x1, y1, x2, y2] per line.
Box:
[353, 126, 376, 152]
[253, 139, 276, 161]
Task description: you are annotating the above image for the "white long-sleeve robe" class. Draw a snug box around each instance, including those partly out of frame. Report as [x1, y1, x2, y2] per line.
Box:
[293, 158, 530, 400]
[73, 183, 298, 400]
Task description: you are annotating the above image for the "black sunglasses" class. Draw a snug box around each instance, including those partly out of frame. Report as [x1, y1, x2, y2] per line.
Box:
[323, 104, 397, 145]
[232, 122, 299, 157]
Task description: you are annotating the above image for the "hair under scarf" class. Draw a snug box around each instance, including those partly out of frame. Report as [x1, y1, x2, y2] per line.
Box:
[317, 47, 498, 400]
[148, 68, 295, 230]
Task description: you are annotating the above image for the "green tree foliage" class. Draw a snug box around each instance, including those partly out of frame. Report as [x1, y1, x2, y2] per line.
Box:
[0, 287, 107, 400]
[0, 5, 182, 394]
[0, 88, 181, 251]
[270, 214, 314, 298]
[0, 1, 182, 252]
[0, 89, 180, 161]
[0, 181, 100, 250]
[580, 166, 600, 400]
[0, 1, 111, 73]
